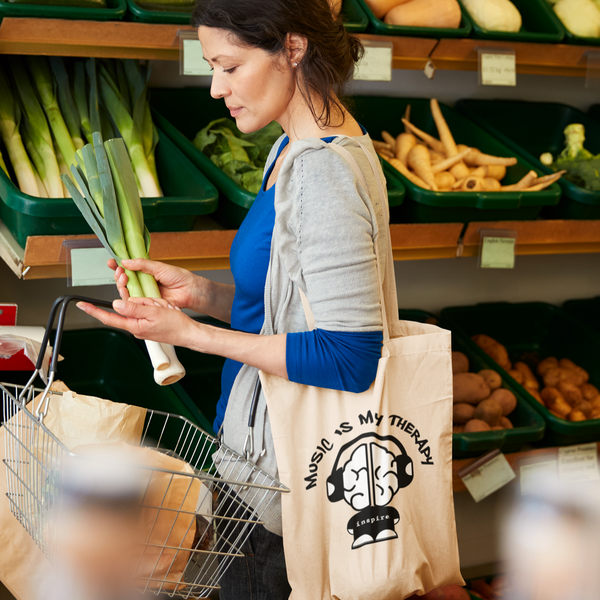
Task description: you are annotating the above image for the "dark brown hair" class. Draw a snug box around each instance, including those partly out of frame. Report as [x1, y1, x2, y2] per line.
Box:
[191, 0, 363, 127]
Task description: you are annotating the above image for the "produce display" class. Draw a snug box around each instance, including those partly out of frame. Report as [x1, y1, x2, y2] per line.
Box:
[374, 99, 564, 192]
[452, 350, 517, 433]
[193, 119, 283, 195]
[540, 123, 600, 191]
[549, 0, 600, 38]
[472, 334, 600, 422]
[364, 0, 462, 28]
[0, 56, 162, 199]
[461, 0, 522, 32]
[132, 0, 193, 12]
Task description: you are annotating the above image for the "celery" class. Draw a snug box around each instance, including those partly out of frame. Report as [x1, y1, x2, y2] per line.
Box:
[27, 57, 77, 170]
[7, 58, 61, 198]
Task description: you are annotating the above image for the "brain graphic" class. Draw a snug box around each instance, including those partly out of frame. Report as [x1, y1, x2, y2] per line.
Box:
[341, 442, 401, 510]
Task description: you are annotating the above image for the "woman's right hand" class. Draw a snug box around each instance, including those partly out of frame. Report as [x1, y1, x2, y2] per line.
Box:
[108, 258, 212, 313]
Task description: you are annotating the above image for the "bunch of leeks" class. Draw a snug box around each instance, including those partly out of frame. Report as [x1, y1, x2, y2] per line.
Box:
[0, 56, 162, 200]
[62, 132, 184, 385]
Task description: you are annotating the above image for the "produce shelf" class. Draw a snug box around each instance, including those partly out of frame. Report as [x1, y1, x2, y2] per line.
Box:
[431, 38, 597, 78]
[452, 442, 600, 493]
[0, 19, 436, 68]
[2, 220, 600, 280]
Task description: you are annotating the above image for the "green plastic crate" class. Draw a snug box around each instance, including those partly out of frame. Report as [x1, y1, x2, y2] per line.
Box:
[125, 0, 368, 29]
[440, 302, 600, 447]
[0, 128, 218, 249]
[398, 309, 544, 459]
[150, 88, 405, 230]
[563, 297, 600, 338]
[354, 0, 471, 38]
[0, 0, 126, 20]
[353, 96, 560, 223]
[459, 0, 563, 43]
[588, 104, 600, 124]
[0, 328, 213, 433]
[456, 99, 600, 220]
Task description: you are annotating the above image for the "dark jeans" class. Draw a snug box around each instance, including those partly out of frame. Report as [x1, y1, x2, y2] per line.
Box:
[219, 523, 290, 600]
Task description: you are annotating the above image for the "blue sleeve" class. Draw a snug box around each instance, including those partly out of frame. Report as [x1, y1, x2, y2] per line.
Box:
[286, 329, 383, 393]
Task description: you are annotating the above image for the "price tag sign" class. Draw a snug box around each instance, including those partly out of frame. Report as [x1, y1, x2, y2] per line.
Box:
[558, 443, 599, 483]
[459, 450, 516, 503]
[353, 42, 393, 82]
[178, 31, 213, 77]
[70, 248, 115, 287]
[479, 51, 516, 87]
[481, 236, 516, 269]
[520, 459, 558, 495]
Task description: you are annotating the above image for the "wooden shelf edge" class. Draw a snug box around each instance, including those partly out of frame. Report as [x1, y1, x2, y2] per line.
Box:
[453, 442, 600, 492]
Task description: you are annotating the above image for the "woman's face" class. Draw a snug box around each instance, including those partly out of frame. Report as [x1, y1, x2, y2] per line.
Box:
[198, 26, 296, 134]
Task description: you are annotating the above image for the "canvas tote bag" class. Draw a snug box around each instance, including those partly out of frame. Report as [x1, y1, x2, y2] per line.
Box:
[259, 141, 463, 600]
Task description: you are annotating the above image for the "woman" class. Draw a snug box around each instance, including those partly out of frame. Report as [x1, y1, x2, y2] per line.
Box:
[77, 0, 390, 596]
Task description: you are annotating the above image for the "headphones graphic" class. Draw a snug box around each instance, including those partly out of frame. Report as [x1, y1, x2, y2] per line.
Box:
[326, 432, 414, 504]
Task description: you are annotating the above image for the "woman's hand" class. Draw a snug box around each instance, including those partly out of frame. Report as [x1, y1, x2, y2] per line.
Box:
[77, 297, 200, 348]
[109, 258, 214, 314]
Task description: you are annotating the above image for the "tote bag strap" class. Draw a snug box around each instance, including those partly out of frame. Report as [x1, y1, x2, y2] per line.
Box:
[298, 139, 393, 341]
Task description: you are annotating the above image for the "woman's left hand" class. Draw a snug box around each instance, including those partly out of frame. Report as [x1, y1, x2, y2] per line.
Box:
[77, 298, 197, 348]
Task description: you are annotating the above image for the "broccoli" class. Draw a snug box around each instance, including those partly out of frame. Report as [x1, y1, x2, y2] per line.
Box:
[552, 124, 600, 191]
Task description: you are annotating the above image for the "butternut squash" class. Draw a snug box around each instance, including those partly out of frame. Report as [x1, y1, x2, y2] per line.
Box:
[365, 0, 411, 20]
[384, 0, 462, 28]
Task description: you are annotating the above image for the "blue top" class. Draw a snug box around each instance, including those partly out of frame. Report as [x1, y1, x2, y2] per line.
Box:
[214, 135, 383, 432]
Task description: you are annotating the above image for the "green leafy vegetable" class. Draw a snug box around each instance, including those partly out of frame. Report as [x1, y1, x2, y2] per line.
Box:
[193, 118, 282, 194]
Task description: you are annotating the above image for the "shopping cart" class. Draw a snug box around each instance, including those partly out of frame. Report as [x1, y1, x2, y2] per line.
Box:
[1, 295, 288, 598]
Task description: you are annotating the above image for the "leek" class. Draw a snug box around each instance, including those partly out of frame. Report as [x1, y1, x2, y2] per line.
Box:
[6, 58, 60, 198]
[32, 166, 48, 198]
[49, 57, 85, 150]
[74, 61, 93, 144]
[61, 133, 185, 386]
[27, 57, 77, 170]
[86, 59, 101, 139]
[21, 118, 57, 198]
[98, 68, 161, 198]
[0, 148, 9, 180]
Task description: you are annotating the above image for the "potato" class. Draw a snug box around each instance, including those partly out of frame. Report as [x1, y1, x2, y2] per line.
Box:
[543, 367, 586, 388]
[507, 369, 525, 385]
[541, 387, 571, 418]
[537, 356, 558, 376]
[574, 399, 592, 417]
[452, 351, 469, 374]
[499, 416, 514, 429]
[471, 334, 511, 371]
[489, 388, 517, 416]
[473, 399, 503, 426]
[527, 388, 545, 406]
[453, 372, 491, 404]
[453, 403, 475, 424]
[557, 381, 583, 405]
[568, 409, 587, 422]
[464, 419, 491, 433]
[581, 383, 600, 401]
[559, 358, 589, 385]
[453, 424, 465, 434]
[514, 361, 539, 390]
[478, 369, 502, 391]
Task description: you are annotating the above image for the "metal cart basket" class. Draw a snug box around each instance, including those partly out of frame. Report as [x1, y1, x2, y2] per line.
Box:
[1, 296, 288, 598]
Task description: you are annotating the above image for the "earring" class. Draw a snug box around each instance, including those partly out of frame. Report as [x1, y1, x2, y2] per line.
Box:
[293, 62, 298, 67]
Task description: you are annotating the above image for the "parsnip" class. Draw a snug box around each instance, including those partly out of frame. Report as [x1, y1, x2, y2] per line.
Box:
[434, 171, 455, 191]
[486, 165, 507, 180]
[501, 170, 537, 191]
[395, 132, 417, 166]
[457, 145, 518, 167]
[379, 153, 431, 189]
[431, 147, 471, 174]
[401, 119, 445, 153]
[382, 131, 396, 147]
[407, 144, 438, 191]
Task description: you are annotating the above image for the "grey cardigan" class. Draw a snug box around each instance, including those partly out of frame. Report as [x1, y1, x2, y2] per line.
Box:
[220, 132, 389, 535]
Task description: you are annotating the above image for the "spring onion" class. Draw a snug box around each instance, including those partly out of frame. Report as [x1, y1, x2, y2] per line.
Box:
[61, 133, 185, 386]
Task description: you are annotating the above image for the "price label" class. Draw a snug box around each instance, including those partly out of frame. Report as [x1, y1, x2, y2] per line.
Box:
[70, 248, 115, 287]
[353, 44, 393, 82]
[461, 452, 516, 503]
[520, 460, 558, 495]
[558, 443, 599, 483]
[480, 52, 516, 87]
[181, 39, 213, 77]
[481, 236, 516, 269]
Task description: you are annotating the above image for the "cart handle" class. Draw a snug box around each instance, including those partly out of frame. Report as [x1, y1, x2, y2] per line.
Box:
[19, 296, 114, 420]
